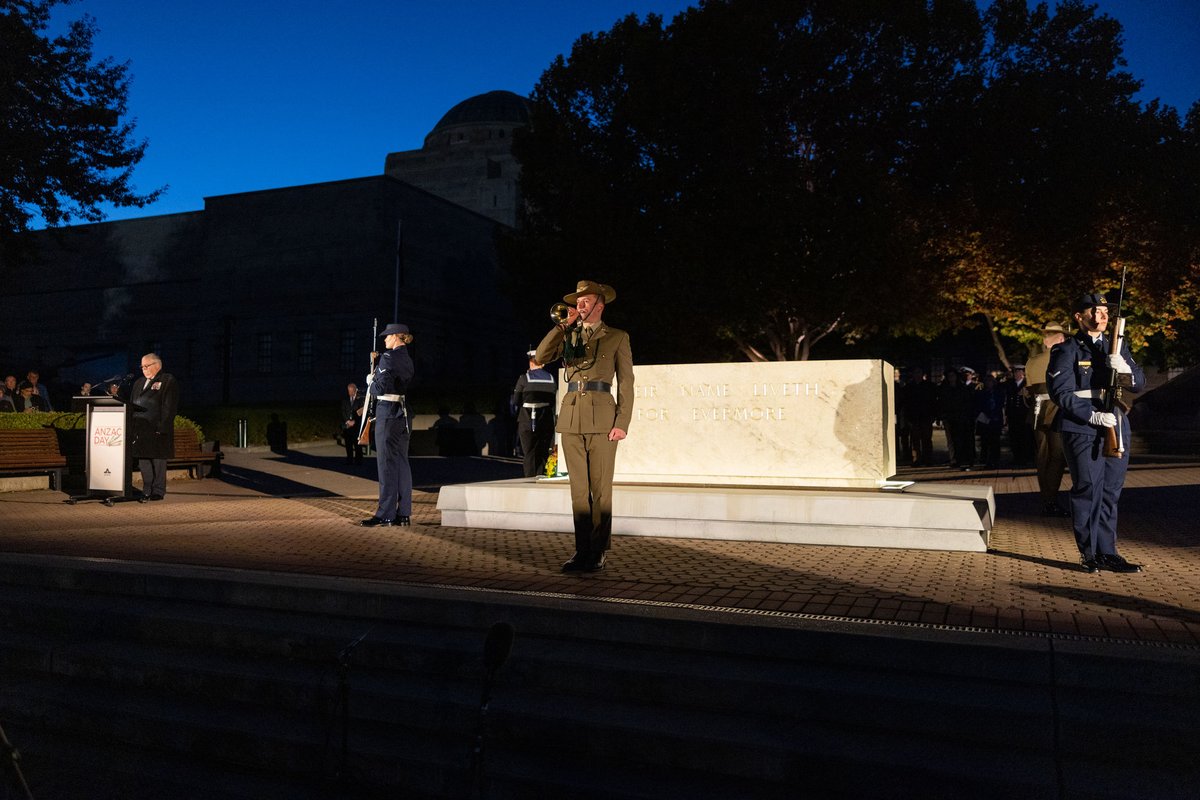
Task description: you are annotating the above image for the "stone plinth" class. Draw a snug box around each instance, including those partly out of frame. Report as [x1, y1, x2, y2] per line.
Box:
[438, 359, 997, 551]
[575, 359, 895, 488]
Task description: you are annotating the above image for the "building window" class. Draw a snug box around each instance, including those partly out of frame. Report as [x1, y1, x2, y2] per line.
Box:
[257, 333, 272, 375]
[340, 329, 356, 372]
[297, 331, 313, 373]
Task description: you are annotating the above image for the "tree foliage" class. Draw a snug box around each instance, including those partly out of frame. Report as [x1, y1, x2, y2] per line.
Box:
[908, 0, 1200, 362]
[503, 0, 1200, 363]
[0, 0, 161, 264]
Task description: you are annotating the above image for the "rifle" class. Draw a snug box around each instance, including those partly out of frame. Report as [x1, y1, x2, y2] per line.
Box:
[1103, 266, 1129, 458]
[357, 318, 379, 447]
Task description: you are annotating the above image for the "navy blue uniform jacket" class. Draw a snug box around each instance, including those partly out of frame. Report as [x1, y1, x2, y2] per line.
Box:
[1047, 332, 1143, 435]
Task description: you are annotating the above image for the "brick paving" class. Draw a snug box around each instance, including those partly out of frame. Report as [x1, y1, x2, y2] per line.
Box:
[0, 444, 1197, 647]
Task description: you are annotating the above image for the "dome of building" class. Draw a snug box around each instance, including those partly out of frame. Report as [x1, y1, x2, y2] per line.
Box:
[425, 90, 531, 145]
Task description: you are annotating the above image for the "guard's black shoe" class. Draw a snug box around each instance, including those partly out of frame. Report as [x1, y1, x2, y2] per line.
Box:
[1041, 504, 1070, 517]
[1096, 553, 1143, 574]
[397, 516, 411, 526]
[561, 555, 589, 573]
[1080, 556, 1099, 573]
[360, 517, 393, 527]
[148, 494, 165, 501]
[584, 554, 607, 572]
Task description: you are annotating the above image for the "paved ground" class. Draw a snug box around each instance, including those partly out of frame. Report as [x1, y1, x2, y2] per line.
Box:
[1, 442, 1198, 648]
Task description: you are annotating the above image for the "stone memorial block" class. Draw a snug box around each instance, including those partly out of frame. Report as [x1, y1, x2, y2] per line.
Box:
[561, 359, 895, 487]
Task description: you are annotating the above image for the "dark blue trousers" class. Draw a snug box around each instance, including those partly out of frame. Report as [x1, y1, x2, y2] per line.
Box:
[373, 416, 412, 520]
[1061, 424, 1129, 558]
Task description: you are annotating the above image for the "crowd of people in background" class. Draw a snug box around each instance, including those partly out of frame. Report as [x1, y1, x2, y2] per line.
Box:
[0, 369, 123, 414]
[895, 360, 1041, 473]
[0, 369, 54, 413]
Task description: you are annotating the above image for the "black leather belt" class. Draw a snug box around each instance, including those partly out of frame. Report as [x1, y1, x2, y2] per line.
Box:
[567, 381, 612, 393]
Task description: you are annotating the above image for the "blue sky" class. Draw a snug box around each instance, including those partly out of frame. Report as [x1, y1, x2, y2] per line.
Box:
[52, 0, 1200, 224]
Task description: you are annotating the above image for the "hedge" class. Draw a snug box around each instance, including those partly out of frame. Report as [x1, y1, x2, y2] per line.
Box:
[0, 410, 204, 441]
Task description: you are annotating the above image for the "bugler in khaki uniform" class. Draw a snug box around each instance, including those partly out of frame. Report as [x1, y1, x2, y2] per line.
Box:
[536, 280, 634, 572]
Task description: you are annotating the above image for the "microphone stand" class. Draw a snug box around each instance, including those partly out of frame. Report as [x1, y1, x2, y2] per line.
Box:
[467, 623, 515, 800]
[0, 719, 35, 800]
[330, 629, 371, 795]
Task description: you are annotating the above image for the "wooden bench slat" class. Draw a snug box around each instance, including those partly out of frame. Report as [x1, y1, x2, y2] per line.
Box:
[0, 427, 67, 488]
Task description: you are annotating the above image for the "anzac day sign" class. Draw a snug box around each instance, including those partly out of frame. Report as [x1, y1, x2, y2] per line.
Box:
[87, 404, 128, 492]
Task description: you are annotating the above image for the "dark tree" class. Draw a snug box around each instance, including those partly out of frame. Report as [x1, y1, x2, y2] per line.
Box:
[504, 0, 1200, 363]
[909, 0, 1200, 361]
[0, 0, 162, 264]
[504, 0, 993, 362]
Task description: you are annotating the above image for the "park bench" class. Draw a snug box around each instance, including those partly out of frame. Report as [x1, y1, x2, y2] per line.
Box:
[168, 429, 223, 478]
[0, 427, 67, 490]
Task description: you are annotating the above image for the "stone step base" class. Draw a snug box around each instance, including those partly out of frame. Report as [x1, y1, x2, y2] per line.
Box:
[438, 479, 994, 551]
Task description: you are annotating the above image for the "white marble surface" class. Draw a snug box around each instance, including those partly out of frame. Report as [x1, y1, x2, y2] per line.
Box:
[437, 478, 992, 552]
[560, 359, 896, 487]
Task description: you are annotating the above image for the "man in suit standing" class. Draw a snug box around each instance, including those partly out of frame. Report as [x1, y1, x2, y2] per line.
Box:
[129, 353, 179, 501]
[341, 382, 365, 465]
[536, 280, 634, 573]
[360, 323, 415, 528]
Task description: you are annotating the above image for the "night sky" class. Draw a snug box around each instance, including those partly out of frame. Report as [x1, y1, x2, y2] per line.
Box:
[48, 0, 1200, 225]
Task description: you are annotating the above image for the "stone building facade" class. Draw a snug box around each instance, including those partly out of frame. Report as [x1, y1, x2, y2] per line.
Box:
[0, 91, 532, 409]
[384, 90, 530, 228]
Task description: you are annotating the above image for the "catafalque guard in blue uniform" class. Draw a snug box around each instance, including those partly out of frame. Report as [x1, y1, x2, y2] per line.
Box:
[360, 323, 415, 528]
[1047, 293, 1144, 574]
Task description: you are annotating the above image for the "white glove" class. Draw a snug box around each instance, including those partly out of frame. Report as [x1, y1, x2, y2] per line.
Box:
[1089, 411, 1117, 428]
[1107, 353, 1132, 374]
[365, 372, 375, 386]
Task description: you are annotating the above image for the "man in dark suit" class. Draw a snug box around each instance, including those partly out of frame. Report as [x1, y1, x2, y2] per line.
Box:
[340, 382, 365, 464]
[536, 280, 634, 573]
[360, 323, 416, 528]
[129, 353, 180, 500]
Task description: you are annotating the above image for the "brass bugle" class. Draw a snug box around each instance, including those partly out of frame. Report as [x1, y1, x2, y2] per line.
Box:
[550, 302, 573, 325]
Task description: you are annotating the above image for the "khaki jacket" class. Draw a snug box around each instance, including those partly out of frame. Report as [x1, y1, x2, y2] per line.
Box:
[536, 322, 634, 435]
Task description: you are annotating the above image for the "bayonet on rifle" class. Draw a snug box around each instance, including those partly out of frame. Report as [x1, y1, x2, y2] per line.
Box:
[357, 317, 379, 447]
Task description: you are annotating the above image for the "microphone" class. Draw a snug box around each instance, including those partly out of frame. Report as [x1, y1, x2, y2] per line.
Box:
[483, 622, 515, 677]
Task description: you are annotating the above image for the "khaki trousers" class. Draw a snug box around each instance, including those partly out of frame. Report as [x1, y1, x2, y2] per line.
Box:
[561, 431, 619, 559]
